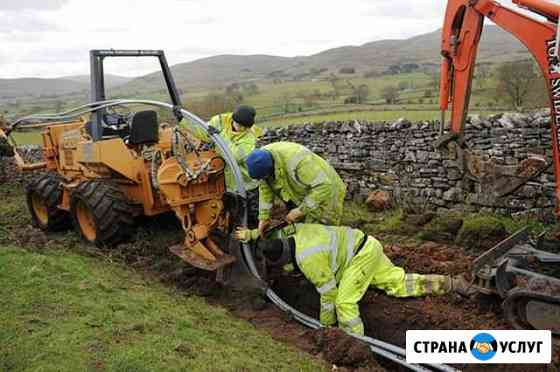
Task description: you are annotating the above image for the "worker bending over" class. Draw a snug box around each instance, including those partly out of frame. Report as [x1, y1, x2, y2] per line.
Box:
[235, 223, 472, 336]
[246, 142, 347, 237]
[180, 105, 260, 225]
[180, 105, 260, 193]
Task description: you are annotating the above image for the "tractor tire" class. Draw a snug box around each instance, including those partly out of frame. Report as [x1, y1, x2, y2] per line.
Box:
[26, 172, 70, 231]
[70, 180, 136, 247]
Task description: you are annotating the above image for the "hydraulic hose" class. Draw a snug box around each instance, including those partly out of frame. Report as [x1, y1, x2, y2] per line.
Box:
[9, 99, 126, 129]
[12, 100, 459, 372]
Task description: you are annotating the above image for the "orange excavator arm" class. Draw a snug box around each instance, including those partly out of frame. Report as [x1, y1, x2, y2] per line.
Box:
[439, 0, 560, 214]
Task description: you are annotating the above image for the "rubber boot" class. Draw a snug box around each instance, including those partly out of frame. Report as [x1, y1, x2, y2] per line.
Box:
[451, 275, 477, 297]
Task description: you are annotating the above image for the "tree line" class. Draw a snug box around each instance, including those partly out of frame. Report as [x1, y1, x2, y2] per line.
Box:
[379, 59, 547, 110]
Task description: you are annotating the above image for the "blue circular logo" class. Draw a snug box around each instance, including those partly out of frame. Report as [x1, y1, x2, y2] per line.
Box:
[470, 333, 498, 361]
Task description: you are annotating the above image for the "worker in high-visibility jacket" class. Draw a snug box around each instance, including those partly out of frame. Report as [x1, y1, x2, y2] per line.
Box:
[179, 105, 261, 225]
[235, 223, 473, 336]
[179, 105, 261, 193]
[246, 142, 347, 238]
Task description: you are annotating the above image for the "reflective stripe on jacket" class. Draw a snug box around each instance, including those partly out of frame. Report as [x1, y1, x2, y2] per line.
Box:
[258, 142, 346, 225]
[292, 223, 366, 326]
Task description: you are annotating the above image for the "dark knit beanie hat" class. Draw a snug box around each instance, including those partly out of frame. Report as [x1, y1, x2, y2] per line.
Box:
[232, 105, 256, 127]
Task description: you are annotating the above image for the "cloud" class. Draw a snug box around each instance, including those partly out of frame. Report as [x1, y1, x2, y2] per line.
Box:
[18, 47, 88, 63]
[176, 45, 229, 56]
[0, 0, 450, 78]
[0, 51, 9, 65]
[0, 0, 69, 11]
[366, 0, 443, 19]
[0, 14, 60, 33]
[184, 16, 218, 25]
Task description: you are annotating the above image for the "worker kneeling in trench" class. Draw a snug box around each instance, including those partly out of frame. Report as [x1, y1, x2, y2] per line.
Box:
[235, 223, 474, 336]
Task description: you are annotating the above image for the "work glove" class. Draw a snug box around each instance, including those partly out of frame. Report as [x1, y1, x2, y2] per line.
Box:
[233, 227, 259, 243]
[233, 227, 249, 242]
[285, 207, 305, 224]
[257, 219, 271, 239]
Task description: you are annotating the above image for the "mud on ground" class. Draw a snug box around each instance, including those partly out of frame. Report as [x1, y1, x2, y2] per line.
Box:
[2, 184, 559, 371]
[267, 239, 559, 371]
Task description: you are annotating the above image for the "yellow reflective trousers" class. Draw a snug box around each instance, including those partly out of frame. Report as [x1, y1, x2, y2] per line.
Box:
[335, 237, 450, 335]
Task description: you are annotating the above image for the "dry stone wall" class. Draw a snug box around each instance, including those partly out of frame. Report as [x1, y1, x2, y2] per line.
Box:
[1, 111, 556, 219]
[259, 110, 556, 220]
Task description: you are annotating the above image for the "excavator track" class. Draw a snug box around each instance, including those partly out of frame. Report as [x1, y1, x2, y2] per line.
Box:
[503, 289, 560, 336]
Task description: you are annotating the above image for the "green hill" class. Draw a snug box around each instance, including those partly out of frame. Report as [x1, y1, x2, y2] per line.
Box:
[63, 74, 133, 87]
[1, 26, 528, 101]
[0, 77, 86, 100]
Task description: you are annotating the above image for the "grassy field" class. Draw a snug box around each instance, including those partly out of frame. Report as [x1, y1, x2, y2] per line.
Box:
[3, 69, 527, 144]
[3, 70, 514, 122]
[0, 184, 324, 372]
[258, 108, 502, 127]
[258, 109, 441, 127]
[242, 72, 507, 120]
[0, 248, 323, 371]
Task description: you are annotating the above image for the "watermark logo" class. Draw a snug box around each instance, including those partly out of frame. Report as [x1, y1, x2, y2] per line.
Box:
[470, 333, 497, 361]
[406, 330, 551, 364]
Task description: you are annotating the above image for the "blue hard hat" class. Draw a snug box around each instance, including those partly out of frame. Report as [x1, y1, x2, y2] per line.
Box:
[246, 149, 274, 179]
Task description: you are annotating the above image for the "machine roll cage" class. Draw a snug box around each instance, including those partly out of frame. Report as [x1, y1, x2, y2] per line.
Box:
[89, 49, 183, 141]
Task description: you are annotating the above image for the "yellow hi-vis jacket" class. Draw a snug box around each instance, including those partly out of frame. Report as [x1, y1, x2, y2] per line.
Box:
[258, 142, 346, 225]
[291, 223, 450, 335]
[291, 224, 367, 329]
[179, 113, 261, 191]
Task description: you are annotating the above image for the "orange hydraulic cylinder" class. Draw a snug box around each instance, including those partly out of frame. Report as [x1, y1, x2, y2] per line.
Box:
[513, 0, 560, 20]
[439, 58, 451, 112]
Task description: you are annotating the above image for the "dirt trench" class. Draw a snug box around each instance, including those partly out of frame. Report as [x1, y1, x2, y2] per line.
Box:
[158, 235, 558, 371]
[7, 221, 560, 371]
[4, 203, 559, 371]
[251, 240, 560, 371]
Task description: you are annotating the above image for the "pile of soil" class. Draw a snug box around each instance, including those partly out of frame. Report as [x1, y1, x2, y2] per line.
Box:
[384, 241, 472, 275]
[9, 226, 49, 248]
[312, 328, 384, 370]
[360, 293, 508, 347]
[454, 216, 509, 252]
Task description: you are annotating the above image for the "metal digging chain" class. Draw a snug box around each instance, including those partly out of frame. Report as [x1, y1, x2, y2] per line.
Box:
[173, 128, 202, 181]
[173, 128, 220, 181]
[142, 147, 162, 191]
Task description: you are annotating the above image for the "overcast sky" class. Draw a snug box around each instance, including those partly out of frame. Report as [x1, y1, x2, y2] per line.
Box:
[0, 0, 554, 79]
